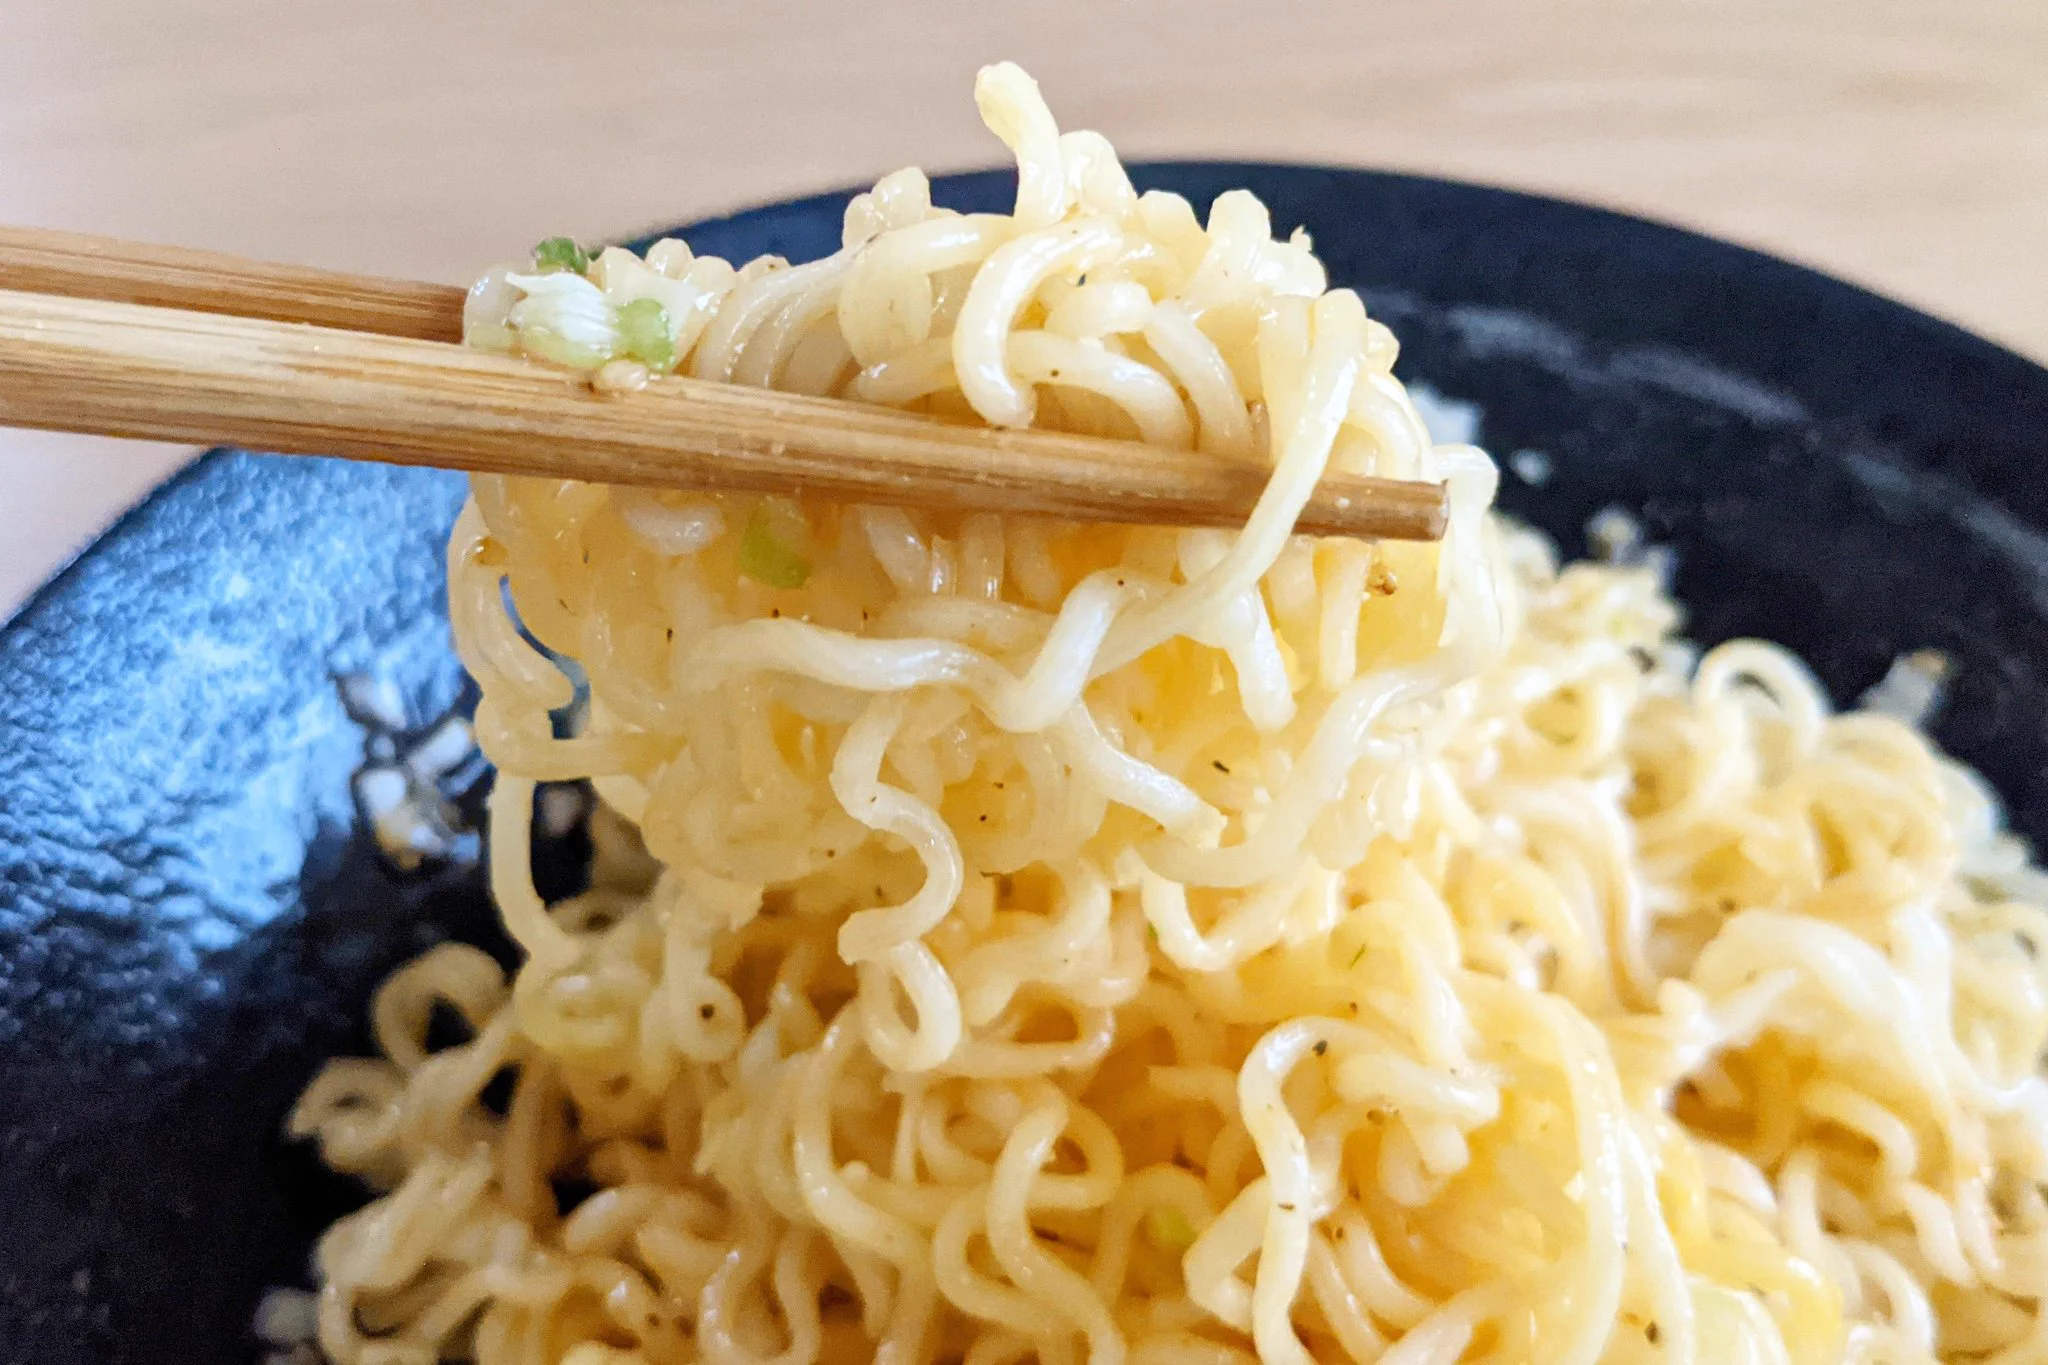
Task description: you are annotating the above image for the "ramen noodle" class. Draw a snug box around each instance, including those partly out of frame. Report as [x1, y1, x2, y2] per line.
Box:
[287, 63, 2048, 1365]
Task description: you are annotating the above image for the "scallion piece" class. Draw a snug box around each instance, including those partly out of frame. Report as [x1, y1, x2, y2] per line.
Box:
[738, 501, 812, 590]
[517, 326, 611, 371]
[617, 297, 677, 372]
[533, 236, 591, 275]
[1144, 1205, 1196, 1252]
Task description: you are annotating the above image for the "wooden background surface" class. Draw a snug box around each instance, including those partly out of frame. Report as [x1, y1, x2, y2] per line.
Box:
[3, 0, 2044, 612]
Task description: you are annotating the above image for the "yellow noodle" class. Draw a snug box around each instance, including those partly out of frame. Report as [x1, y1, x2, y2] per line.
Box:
[292, 63, 2048, 1365]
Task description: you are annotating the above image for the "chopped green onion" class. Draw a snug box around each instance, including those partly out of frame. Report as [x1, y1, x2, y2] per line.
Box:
[517, 326, 612, 371]
[739, 501, 812, 589]
[617, 298, 677, 372]
[1144, 1205, 1196, 1252]
[534, 236, 591, 275]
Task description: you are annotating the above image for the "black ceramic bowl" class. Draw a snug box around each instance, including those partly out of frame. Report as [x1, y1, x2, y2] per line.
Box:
[3, 165, 2046, 1365]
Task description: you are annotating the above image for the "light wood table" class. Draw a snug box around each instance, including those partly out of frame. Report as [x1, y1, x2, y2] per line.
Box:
[4, 0, 2043, 614]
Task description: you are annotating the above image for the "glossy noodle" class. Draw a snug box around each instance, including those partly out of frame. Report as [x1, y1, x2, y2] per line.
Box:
[288, 64, 2048, 1365]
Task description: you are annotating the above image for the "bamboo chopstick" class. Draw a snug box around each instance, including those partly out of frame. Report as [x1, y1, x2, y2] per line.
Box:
[0, 229, 1449, 542]
[0, 226, 467, 342]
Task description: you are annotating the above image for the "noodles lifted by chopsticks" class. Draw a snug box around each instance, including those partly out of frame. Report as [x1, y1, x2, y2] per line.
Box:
[288, 63, 2048, 1365]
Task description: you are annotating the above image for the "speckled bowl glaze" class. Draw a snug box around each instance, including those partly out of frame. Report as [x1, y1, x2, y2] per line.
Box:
[2, 165, 2045, 1365]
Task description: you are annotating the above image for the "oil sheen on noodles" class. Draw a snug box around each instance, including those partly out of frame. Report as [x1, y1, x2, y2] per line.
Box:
[287, 64, 2048, 1365]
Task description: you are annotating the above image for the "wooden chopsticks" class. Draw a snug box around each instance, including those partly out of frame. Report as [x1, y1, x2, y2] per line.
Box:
[0, 226, 466, 343]
[0, 227, 1449, 542]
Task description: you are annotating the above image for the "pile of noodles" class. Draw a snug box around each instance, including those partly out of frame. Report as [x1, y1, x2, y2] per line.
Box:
[287, 64, 2048, 1365]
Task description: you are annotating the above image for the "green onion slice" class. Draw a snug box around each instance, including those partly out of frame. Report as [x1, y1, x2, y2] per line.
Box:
[533, 236, 591, 275]
[1144, 1205, 1197, 1252]
[616, 297, 677, 373]
[738, 500, 812, 589]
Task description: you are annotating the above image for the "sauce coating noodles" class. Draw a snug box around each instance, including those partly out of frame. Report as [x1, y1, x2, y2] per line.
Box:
[291, 64, 2048, 1365]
